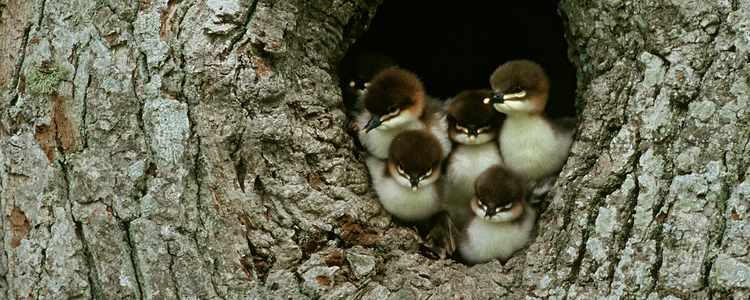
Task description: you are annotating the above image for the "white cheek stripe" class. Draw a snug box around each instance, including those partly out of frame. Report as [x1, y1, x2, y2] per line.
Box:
[382, 108, 401, 120]
[504, 91, 526, 100]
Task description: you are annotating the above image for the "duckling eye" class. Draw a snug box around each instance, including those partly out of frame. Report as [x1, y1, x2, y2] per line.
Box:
[476, 124, 491, 133]
[502, 202, 513, 210]
[513, 86, 523, 93]
[423, 166, 432, 177]
[397, 164, 405, 174]
[388, 105, 398, 113]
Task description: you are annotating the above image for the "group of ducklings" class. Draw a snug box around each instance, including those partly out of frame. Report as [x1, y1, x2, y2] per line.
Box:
[341, 53, 575, 264]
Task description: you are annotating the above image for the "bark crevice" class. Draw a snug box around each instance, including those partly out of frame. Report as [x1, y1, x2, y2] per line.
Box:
[647, 198, 671, 294]
[72, 211, 100, 298]
[607, 172, 641, 288]
[35, 0, 46, 27]
[122, 220, 145, 300]
[80, 74, 91, 149]
[165, 242, 181, 299]
[701, 175, 732, 291]
[223, 0, 259, 58]
[4, 25, 31, 107]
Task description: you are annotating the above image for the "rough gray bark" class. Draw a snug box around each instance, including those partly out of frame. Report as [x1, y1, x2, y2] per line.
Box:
[1, 0, 749, 299]
[530, 1, 750, 298]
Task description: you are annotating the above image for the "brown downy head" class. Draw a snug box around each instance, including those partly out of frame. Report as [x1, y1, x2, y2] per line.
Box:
[472, 165, 526, 222]
[447, 90, 504, 144]
[485, 60, 550, 115]
[387, 130, 443, 191]
[362, 68, 425, 133]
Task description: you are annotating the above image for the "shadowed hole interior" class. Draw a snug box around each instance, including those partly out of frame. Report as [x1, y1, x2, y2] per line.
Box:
[342, 0, 576, 118]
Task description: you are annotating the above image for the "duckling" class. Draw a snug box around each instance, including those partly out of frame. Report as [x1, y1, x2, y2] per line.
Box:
[458, 165, 537, 264]
[365, 130, 445, 223]
[357, 68, 451, 159]
[443, 90, 504, 229]
[485, 60, 575, 182]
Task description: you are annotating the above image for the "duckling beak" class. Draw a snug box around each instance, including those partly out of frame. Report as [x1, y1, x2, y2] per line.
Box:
[362, 115, 382, 134]
[410, 175, 420, 191]
[488, 92, 505, 104]
[484, 207, 497, 220]
[468, 127, 478, 141]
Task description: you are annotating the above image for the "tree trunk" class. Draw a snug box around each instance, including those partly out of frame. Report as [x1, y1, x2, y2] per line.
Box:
[1, 0, 748, 299]
[536, 1, 750, 298]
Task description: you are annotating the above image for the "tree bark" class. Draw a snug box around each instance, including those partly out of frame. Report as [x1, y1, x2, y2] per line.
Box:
[1, 0, 748, 299]
[535, 1, 750, 298]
